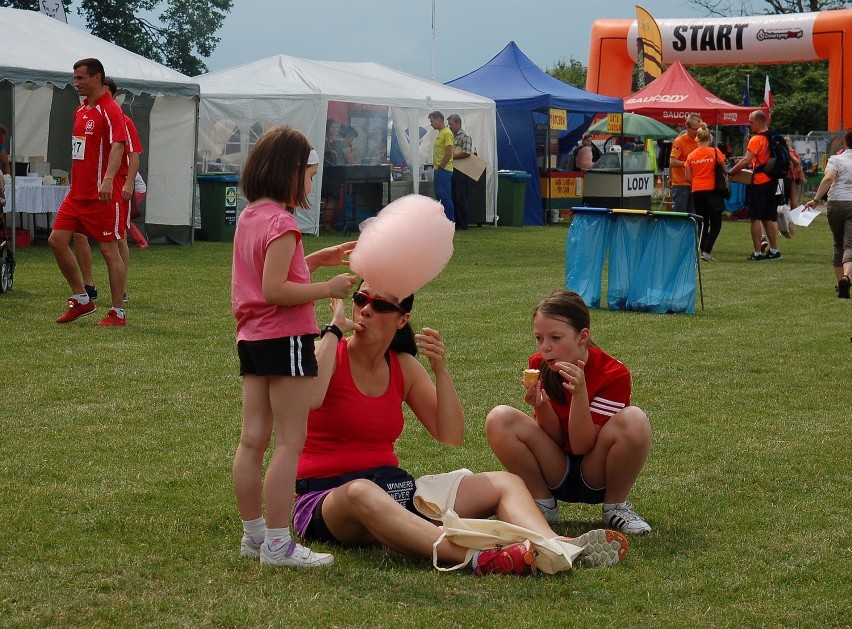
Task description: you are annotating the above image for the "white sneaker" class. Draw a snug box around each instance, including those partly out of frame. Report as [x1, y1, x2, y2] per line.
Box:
[561, 529, 629, 567]
[260, 540, 334, 568]
[537, 501, 559, 524]
[240, 535, 262, 558]
[603, 503, 652, 535]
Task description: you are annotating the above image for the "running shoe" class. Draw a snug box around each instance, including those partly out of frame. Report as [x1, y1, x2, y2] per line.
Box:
[96, 308, 126, 327]
[84, 284, 98, 300]
[260, 539, 334, 568]
[56, 298, 96, 323]
[240, 535, 262, 559]
[537, 502, 559, 525]
[562, 529, 629, 567]
[766, 250, 783, 260]
[603, 503, 652, 535]
[836, 276, 850, 299]
[472, 540, 537, 576]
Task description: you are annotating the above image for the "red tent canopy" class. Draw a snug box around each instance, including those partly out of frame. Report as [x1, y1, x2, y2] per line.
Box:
[624, 61, 762, 126]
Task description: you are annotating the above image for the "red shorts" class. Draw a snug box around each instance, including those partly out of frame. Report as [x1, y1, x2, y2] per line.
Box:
[53, 193, 127, 242]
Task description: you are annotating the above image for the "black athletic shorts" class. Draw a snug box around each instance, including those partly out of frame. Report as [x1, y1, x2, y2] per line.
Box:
[550, 453, 607, 505]
[237, 334, 317, 377]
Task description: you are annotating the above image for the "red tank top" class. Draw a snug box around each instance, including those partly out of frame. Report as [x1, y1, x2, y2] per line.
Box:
[297, 339, 405, 478]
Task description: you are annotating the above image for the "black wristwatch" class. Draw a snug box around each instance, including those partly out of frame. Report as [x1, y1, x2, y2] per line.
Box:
[320, 324, 343, 341]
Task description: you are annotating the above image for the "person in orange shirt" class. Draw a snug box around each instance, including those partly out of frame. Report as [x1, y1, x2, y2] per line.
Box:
[729, 110, 782, 260]
[685, 124, 728, 261]
[668, 114, 702, 213]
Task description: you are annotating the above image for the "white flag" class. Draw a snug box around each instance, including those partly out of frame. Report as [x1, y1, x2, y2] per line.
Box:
[39, 0, 67, 23]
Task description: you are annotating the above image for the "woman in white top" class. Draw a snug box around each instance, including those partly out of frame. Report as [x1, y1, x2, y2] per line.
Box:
[805, 129, 852, 299]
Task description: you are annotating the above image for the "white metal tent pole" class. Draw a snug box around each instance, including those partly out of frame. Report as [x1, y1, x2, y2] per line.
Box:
[431, 0, 436, 81]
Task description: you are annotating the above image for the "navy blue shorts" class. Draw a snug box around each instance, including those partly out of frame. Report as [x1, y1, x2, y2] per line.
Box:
[550, 453, 607, 505]
[237, 334, 317, 377]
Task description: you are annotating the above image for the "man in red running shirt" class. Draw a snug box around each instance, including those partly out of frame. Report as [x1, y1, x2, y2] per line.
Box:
[73, 76, 146, 306]
[48, 58, 129, 326]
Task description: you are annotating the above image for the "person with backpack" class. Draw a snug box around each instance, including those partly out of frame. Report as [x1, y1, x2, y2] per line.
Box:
[729, 110, 784, 260]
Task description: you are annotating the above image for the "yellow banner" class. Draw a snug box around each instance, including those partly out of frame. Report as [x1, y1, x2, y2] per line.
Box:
[549, 108, 568, 131]
[607, 113, 623, 134]
[635, 5, 663, 81]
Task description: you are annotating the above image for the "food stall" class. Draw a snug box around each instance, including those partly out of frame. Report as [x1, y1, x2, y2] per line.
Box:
[583, 113, 677, 210]
[583, 148, 654, 210]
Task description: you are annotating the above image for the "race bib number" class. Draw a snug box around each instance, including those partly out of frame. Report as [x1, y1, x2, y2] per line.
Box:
[72, 136, 86, 160]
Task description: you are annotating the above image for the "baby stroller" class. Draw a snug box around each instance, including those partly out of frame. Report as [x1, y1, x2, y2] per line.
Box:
[0, 203, 15, 294]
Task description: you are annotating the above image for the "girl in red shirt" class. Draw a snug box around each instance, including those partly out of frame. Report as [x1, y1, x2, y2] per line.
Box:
[487, 289, 653, 534]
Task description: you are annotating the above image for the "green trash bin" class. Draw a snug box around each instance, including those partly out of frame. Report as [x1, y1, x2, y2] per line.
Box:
[197, 173, 240, 241]
[497, 170, 531, 227]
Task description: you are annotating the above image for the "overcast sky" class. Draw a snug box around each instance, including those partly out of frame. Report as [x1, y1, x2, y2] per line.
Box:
[73, 1, 705, 81]
[201, 1, 705, 80]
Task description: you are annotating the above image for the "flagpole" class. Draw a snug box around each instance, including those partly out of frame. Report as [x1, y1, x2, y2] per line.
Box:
[431, 0, 436, 81]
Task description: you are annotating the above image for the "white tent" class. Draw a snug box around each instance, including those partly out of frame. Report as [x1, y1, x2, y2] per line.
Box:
[196, 55, 497, 234]
[0, 8, 199, 244]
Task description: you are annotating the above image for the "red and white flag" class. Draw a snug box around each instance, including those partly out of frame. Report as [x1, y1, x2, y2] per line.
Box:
[763, 75, 773, 110]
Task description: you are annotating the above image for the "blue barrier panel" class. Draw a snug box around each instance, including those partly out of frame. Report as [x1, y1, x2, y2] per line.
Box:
[565, 209, 698, 314]
[607, 214, 653, 310]
[565, 211, 612, 308]
[625, 216, 697, 314]
[724, 181, 746, 212]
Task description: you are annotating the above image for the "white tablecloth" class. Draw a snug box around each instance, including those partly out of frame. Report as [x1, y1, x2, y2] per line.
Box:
[3, 183, 70, 214]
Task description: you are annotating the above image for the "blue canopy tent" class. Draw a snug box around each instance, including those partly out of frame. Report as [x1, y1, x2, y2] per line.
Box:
[447, 42, 623, 225]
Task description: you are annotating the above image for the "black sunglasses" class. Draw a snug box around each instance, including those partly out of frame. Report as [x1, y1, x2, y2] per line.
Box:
[352, 291, 403, 314]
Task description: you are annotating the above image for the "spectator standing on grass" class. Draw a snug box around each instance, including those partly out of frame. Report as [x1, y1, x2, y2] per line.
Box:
[685, 123, 728, 262]
[428, 111, 454, 222]
[668, 113, 702, 214]
[447, 114, 471, 230]
[291, 285, 629, 576]
[729, 110, 783, 261]
[804, 128, 852, 299]
[486, 288, 653, 535]
[230, 125, 357, 568]
[784, 137, 803, 208]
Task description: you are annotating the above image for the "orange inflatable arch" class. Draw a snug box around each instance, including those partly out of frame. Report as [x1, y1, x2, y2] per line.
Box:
[586, 10, 851, 131]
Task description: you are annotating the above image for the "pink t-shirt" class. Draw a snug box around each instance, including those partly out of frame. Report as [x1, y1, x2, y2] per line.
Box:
[231, 201, 318, 342]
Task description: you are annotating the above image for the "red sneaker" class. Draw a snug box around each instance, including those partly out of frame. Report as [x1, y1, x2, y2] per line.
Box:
[56, 298, 96, 323]
[96, 308, 126, 327]
[472, 540, 536, 576]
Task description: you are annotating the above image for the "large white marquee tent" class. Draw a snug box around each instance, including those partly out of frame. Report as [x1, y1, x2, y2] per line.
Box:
[196, 55, 497, 234]
[0, 8, 199, 244]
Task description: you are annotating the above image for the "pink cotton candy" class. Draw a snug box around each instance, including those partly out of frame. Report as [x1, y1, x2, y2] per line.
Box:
[350, 194, 455, 300]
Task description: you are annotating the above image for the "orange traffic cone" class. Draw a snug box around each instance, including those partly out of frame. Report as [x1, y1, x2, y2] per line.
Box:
[653, 175, 664, 201]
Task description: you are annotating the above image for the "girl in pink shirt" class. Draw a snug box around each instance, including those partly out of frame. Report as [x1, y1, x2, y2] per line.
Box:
[231, 126, 356, 568]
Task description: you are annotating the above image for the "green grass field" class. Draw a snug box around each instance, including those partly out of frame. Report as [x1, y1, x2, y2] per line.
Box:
[0, 217, 848, 627]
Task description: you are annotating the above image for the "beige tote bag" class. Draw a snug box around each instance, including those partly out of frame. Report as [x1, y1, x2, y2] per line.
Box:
[432, 509, 583, 574]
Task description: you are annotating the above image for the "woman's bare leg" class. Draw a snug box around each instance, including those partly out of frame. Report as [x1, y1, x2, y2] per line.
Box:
[321, 480, 470, 564]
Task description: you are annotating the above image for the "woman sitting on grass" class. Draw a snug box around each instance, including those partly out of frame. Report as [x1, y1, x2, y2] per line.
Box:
[486, 288, 653, 535]
[291, 283, 628, 576]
